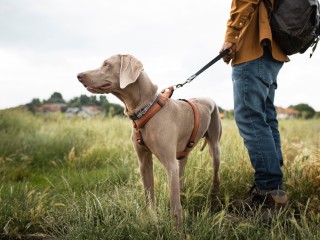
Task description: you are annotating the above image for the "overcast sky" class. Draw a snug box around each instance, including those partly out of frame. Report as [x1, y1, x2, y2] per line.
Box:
[1, 0, 319, 111]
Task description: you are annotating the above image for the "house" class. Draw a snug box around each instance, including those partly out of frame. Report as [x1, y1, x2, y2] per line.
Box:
[65, 106, 101, 118]
[78, 106, 101, 117]
[65, 107, 80, 117]
[276, 107, 300, 119]
[219, 113, 225, 119]
[35, 103, 66, 114]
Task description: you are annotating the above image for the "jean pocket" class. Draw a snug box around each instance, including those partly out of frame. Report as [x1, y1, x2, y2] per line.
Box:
[258, 58, 283, 87]
[232, 62, 248, 83]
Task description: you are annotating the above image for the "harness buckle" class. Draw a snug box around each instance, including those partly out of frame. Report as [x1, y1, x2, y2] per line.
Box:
[187, 141, 195, 148]
[135, 129, 144, 145]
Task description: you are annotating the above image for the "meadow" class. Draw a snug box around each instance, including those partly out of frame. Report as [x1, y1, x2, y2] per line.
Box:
[0, 108, 319, 240]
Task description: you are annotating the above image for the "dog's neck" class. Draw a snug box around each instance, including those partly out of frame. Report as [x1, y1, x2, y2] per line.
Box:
[113, 71, 158, 116]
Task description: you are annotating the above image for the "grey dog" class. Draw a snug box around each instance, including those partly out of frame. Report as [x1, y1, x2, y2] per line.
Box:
[77, 54, 222, 233]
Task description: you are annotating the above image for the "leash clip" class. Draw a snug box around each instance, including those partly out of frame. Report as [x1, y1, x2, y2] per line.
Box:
[186, 74, 196, 83]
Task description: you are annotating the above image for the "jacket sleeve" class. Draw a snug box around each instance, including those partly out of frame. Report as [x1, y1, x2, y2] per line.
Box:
[225, 0, 260, 43]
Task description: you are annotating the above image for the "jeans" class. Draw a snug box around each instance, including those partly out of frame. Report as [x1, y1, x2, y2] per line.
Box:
[232, 48, 284, 190]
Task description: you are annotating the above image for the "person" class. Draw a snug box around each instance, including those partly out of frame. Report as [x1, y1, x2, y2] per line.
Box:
[221, 0, 288, 220]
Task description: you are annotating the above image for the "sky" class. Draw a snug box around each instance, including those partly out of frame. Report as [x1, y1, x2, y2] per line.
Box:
[1, 0, 319, 111]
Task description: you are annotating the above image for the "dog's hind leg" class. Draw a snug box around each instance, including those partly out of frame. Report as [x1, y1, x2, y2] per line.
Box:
[206, 105, 222, 200]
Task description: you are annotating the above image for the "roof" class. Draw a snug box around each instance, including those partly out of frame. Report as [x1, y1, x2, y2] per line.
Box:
[276, 107, 300, 115]
[36, 103, 66, 113]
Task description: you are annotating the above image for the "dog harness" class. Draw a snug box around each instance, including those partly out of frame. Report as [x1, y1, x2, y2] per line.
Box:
[129, 86, 200, 160]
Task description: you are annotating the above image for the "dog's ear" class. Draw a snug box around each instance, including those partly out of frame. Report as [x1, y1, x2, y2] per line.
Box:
[119, 55, 144, 89]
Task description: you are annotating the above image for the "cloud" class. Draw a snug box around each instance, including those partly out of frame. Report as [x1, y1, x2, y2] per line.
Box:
[0, 0, 319, 111]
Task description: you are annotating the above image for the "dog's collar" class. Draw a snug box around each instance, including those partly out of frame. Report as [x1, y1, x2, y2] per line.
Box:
[129, 93, 160, 120]
[130, 86, 174, 129]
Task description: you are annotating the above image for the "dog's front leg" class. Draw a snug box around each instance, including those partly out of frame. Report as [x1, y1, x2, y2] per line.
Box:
[133, 143, 155, 207]
[178, 157, 188, 192]
[161, 158, 184, 234]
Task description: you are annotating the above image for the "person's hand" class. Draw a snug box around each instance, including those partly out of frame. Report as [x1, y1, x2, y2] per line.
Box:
[220, 42, 236, 64]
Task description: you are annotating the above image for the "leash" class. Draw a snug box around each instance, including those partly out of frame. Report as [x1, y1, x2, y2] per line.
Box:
[131, 49, 230, 158]
[174, 49, 230, 89]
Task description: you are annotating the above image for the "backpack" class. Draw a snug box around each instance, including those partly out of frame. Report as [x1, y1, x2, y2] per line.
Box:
[263, 0, 320, 57]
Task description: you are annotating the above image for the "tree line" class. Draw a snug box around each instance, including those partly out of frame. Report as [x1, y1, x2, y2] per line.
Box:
[26, 92, 124, 117]
[288, 103, 319, 119]
[26, 92, 319, 119]
[219, 104, 319, 119]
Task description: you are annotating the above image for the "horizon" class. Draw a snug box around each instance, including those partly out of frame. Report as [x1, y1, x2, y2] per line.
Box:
[2, 90, 317, 113]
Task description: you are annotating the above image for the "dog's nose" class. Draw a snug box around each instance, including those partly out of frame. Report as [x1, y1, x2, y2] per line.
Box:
[77, 72, 85, 82]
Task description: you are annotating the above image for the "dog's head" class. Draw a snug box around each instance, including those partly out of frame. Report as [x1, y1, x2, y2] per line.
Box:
[77, 54, 144, 94]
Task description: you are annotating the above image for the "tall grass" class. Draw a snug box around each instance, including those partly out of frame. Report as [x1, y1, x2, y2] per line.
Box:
[0, 108, 319, 239]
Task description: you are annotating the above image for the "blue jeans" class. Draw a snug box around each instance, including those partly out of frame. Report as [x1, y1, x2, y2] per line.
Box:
[232, 48, 284, 190]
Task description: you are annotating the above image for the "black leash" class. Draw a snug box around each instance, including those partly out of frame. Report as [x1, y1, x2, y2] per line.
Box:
[174, 49, 230, 89]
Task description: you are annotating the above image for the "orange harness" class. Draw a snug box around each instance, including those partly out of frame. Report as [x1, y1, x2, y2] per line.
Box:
[130, 86, 200, 160]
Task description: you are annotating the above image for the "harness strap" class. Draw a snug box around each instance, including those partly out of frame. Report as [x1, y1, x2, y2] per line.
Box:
[176, 99, 200, 160]
[132, 86, 200, 160]
[132, 86, 174, 148]
[134, 127, 144, 145]
[132, 86, 174, 129]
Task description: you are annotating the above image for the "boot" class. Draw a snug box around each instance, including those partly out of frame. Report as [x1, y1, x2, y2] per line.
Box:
[230, 184, 288, 222]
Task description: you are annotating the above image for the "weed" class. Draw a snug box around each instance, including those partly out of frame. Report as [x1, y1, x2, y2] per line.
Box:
[0, 109, 319, 239]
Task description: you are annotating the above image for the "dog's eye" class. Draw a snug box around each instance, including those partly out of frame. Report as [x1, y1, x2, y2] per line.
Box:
[103, 61, 109, 67]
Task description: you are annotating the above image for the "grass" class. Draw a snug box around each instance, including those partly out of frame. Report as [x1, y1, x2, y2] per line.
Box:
[0, 108, 319, 239]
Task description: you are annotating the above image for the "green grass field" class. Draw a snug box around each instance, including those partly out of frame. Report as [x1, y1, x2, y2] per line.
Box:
[0, 108, 319, 239]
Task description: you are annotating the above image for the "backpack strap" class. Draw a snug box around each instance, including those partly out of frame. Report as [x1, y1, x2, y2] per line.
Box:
[262, 0, 273, 14]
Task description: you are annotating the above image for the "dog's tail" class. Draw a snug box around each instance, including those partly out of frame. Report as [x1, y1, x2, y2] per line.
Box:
[200, 136, 207, 151]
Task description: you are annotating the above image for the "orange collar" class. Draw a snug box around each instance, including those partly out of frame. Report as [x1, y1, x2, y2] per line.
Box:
[131, 86, 174, 129]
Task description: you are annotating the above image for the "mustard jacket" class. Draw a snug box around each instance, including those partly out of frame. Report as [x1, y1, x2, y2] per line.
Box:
[225, 0, 289, 65]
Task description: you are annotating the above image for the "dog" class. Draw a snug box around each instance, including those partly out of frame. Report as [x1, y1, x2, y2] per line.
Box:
[77, 54, 221, 233]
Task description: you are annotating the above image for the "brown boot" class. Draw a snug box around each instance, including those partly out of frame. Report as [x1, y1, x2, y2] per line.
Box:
[230, 184, 288, 222]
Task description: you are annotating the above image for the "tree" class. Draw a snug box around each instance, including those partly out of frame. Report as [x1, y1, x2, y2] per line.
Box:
[289, 103, 316, 119]
[218, 106, 225, 113]
[89, 96, 99, 106]
[31, 98, 42, 106]
[107, 103, 124, 117]
[68, 97, 81, 107]
[26, 92, 125, 117]
[79, 95, 91, 105]
[26, 98, 42, 113]
[46, 92, 65, 103]
[99, 95, 109, 105]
